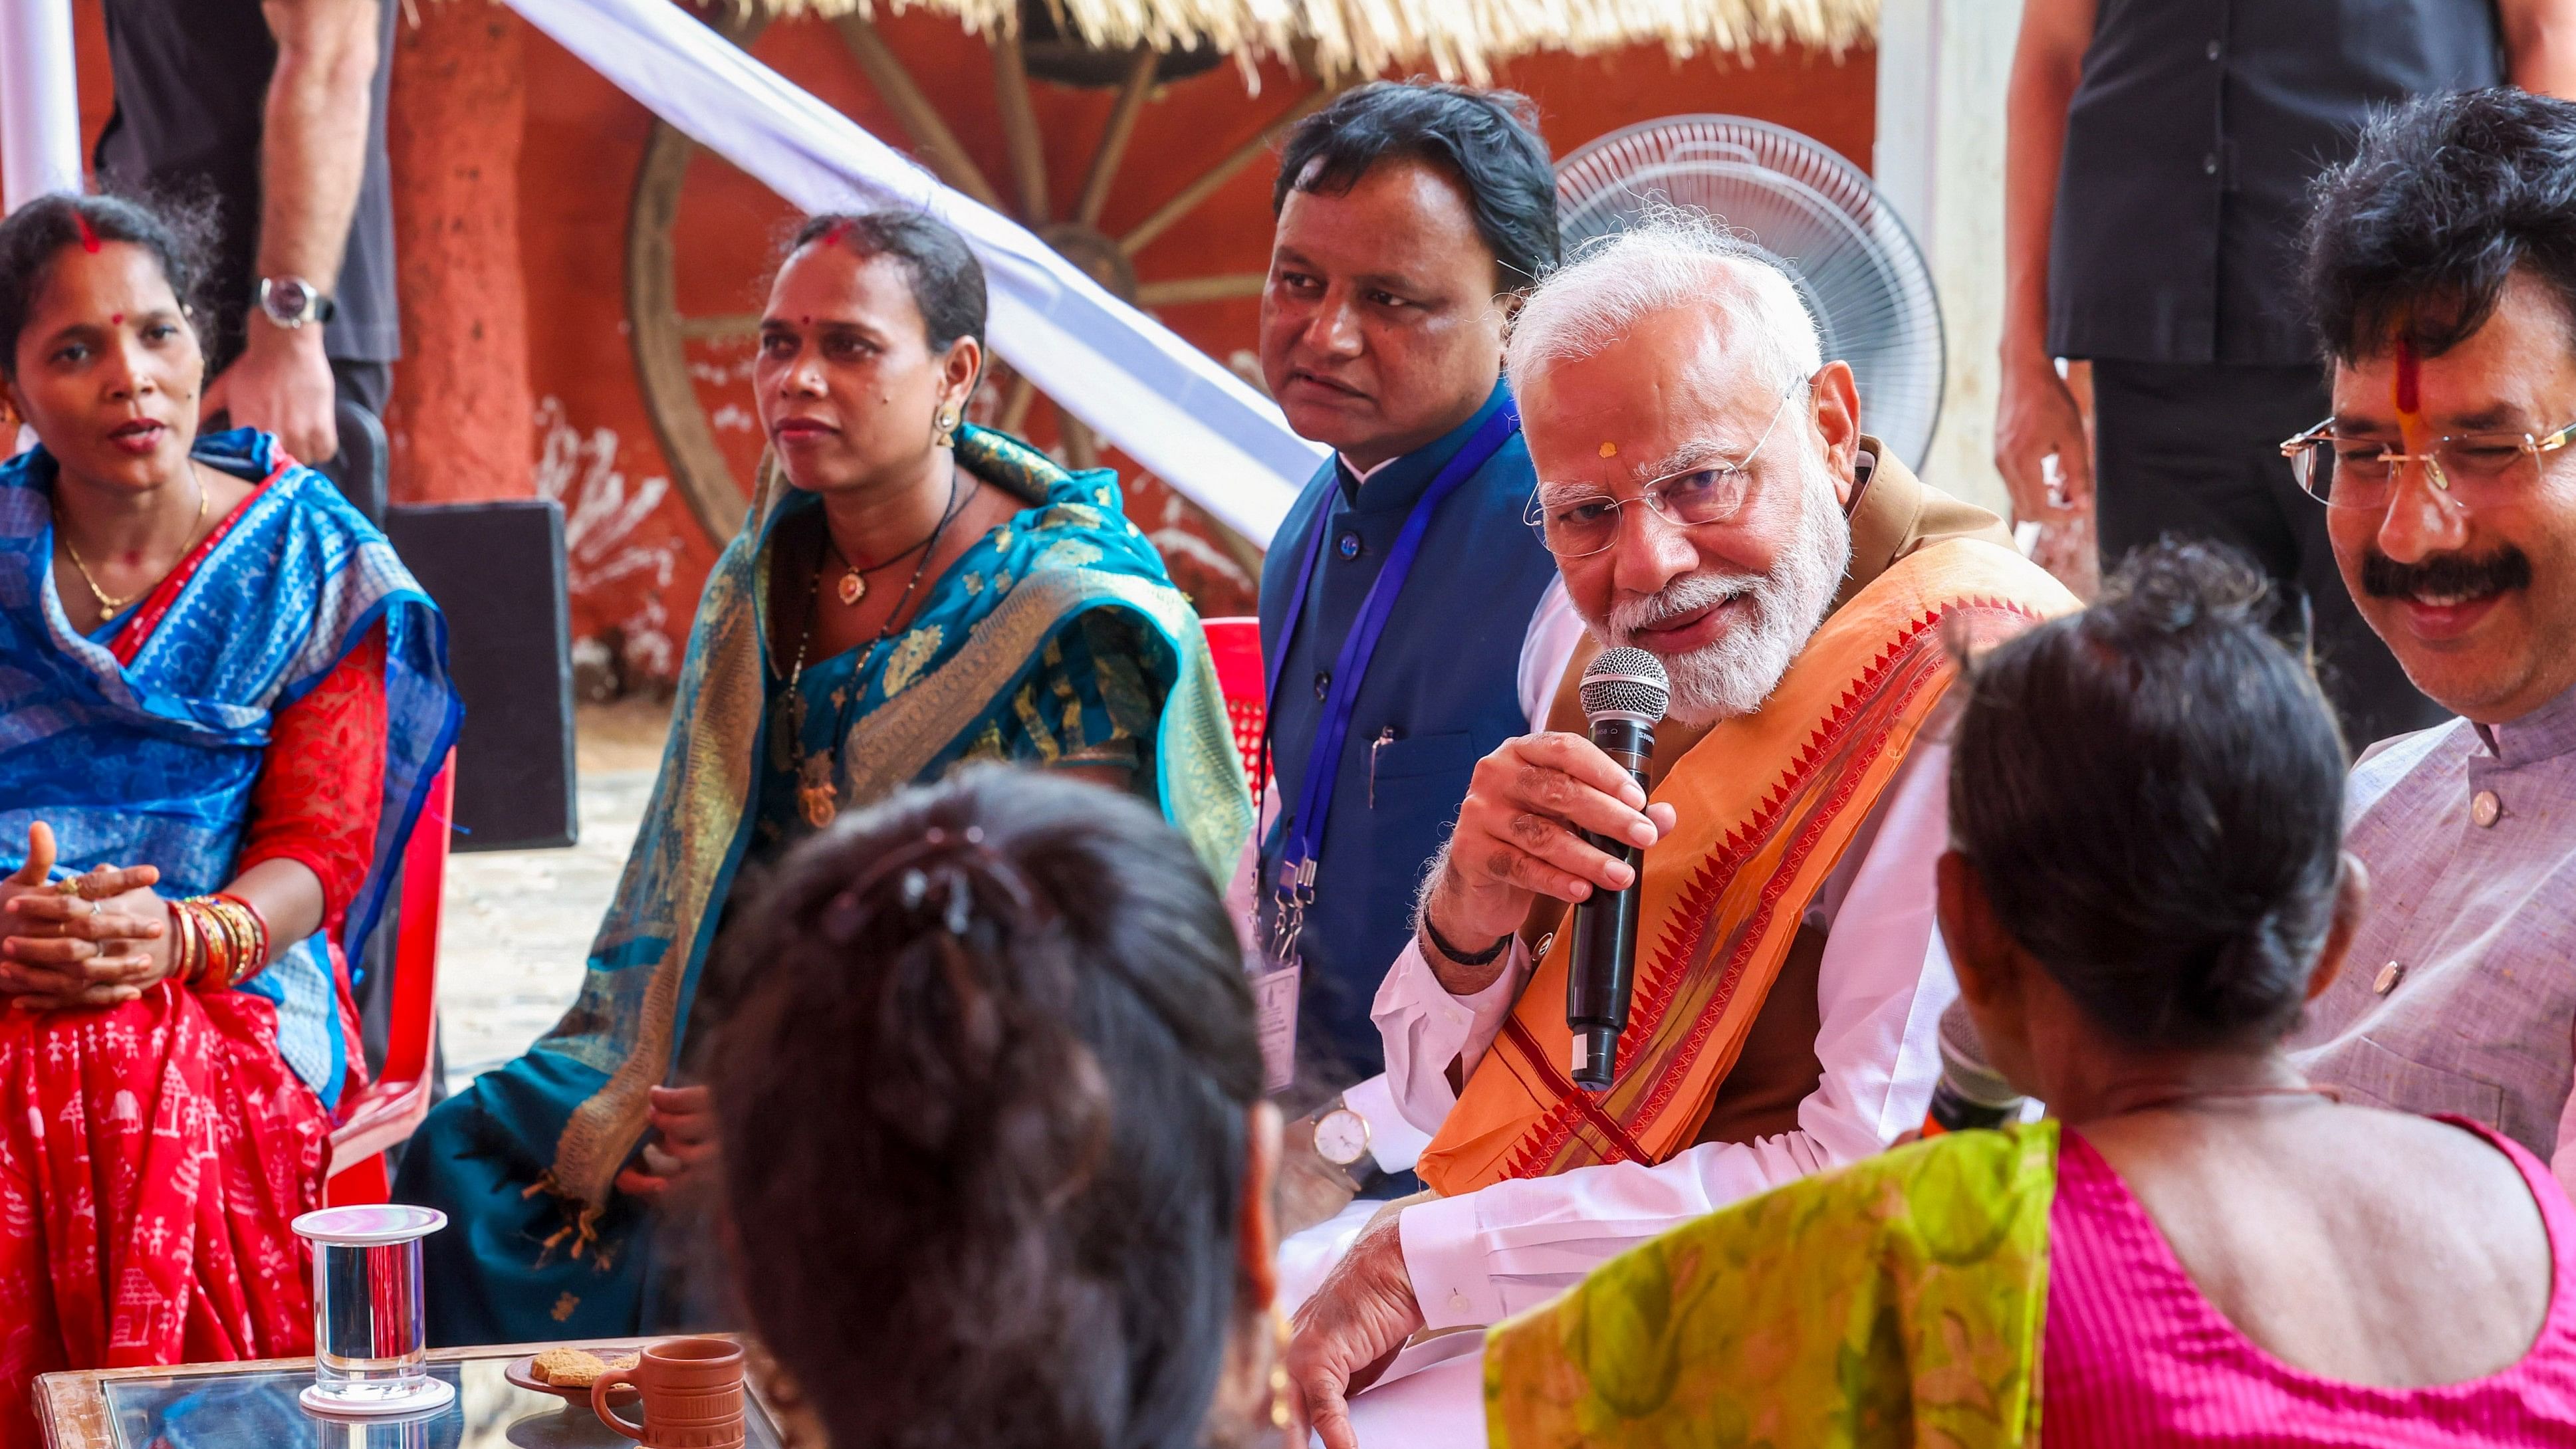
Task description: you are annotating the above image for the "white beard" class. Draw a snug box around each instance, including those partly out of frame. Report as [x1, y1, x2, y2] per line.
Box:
[1595, 459, 1853, 724]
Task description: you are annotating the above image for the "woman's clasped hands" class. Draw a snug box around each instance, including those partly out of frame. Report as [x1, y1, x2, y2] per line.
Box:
[1, 822, 172, 1010]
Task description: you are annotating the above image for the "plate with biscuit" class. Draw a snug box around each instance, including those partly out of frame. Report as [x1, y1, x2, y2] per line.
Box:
[505, 1346, 644, 1404]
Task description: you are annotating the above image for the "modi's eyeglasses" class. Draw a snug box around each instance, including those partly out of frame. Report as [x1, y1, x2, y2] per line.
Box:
[1524, 381, 1802, 558]
[2279, 418, 2576, 510]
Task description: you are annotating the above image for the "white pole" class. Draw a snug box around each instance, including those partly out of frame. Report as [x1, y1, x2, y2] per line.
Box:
[0, 0, 84, 213]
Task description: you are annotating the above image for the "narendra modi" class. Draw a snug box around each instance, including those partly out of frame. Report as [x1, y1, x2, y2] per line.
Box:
[1277, 211, 2081, 1447]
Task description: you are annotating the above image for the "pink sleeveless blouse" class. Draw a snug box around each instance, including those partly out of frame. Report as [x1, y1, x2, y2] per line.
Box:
[2042, 1119, 2576, 1446]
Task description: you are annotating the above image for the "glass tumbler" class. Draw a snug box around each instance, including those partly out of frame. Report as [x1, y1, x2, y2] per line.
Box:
[290, 1204, 455, 1416]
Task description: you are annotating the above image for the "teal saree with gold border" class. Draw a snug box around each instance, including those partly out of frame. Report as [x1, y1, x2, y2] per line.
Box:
[394, 427, 1250, 1343]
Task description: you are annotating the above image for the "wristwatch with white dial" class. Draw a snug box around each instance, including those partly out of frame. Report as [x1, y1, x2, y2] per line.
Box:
[257, 275, 338, 330]
[1314, 1099, 1374, 1176]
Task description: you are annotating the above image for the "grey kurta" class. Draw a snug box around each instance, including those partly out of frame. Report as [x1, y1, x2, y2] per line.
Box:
[2292, 681, 2576, 1161]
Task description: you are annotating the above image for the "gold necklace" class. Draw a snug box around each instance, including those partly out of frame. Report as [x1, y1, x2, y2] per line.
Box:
[57, 476, 208, 614]
[779, 473, 971, 830]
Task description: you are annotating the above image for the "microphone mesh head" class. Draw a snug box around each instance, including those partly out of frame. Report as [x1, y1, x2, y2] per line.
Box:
[1580, 647, 1671, 724]
[1937, 1000, 2022, 1110]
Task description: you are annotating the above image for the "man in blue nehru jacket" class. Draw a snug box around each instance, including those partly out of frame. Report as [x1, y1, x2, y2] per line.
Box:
[1255, 82, 1578, 1210]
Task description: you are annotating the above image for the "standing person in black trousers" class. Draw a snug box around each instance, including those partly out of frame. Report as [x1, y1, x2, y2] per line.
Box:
[1996, 0, 2576, 750]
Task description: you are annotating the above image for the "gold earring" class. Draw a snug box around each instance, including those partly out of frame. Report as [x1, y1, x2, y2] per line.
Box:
[935, 407, 960, 448]
[1269, 1307, 1296, 1431]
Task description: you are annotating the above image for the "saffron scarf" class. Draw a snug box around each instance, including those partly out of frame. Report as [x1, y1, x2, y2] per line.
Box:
[1486, 1122, 2058, 1448]
[1419, 538, 2077, 1193]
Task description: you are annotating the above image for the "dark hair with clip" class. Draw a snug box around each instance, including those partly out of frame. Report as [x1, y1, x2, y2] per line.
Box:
[713, 768, 1261, 1449]
[1948, 539, 2349, 1052]
[0, 190, 217, 377]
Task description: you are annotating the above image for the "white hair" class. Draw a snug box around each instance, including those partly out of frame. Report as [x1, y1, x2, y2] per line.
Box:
[1504, 208, 1825, 397]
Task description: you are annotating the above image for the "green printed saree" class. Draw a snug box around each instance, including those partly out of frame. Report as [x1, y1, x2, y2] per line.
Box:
[1485, 1123, 2059, 1449]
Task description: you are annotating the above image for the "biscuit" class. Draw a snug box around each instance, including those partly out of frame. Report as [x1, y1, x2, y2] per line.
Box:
[530, 1348, 606, 1387]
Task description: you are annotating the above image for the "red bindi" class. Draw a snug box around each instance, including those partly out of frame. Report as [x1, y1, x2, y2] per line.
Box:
[110, 313, 122, 326]
[2395, 335, 2422, 418]
[72, 213, 99, 254]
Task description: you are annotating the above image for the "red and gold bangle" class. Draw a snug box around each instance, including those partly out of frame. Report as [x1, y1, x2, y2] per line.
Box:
[171, 894, 275, 992]
[173, 898, 205, 988]
[213, 893, 269, 987]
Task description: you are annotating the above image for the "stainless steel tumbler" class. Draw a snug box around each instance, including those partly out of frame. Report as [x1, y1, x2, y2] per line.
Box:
[291, 1205, 455, 1417]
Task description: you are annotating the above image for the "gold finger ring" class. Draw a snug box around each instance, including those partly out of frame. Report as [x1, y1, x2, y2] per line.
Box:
[51, 878, 83, 898]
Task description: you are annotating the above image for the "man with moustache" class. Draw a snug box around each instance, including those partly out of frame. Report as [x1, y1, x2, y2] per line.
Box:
[1284, 213, 2077, 1448]
[2283, 90, 2576, 1174]
[1252, 83, 1578, 1196]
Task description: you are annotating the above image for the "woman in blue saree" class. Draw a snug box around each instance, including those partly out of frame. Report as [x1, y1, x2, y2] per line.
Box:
[396, 209, 1252, 1344]
[0, 193, 455, 1444]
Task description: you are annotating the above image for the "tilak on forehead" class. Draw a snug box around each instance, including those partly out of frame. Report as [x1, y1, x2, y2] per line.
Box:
[2395, 334, 2424, 426]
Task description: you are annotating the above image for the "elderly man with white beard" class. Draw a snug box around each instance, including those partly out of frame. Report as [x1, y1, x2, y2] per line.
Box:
[1282, 214, 2079, 1447]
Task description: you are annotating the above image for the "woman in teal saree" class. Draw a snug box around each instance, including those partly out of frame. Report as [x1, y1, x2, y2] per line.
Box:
[395, 210, 1252, 1344]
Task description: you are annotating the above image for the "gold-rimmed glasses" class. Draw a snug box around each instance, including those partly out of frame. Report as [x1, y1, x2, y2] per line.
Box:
[2279, 417, 2576, 510]
[1525, 380, 1802, 558]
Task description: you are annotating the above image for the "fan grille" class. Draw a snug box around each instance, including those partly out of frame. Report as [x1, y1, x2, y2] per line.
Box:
[1554, 116, 1946, 473]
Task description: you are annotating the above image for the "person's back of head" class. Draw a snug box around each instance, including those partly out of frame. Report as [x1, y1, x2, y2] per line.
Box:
[1942, 542, 2570, 1406]
[713, 769, 1267, 1449]
[1949, 538, 2348, 1052]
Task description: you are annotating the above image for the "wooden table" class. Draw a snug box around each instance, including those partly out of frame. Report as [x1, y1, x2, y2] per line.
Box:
[36, 1338, 789, 1449]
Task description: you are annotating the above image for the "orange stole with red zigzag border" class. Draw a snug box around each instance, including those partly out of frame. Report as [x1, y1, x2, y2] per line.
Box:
[1415, 538, 2079, 1196]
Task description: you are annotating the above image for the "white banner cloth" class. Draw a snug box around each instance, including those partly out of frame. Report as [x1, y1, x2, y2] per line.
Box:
[0, 0, 84, 213]
[507, 0, 1320, 544]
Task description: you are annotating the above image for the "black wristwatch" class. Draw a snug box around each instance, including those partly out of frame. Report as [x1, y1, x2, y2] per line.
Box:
[257, 275, 338, 330]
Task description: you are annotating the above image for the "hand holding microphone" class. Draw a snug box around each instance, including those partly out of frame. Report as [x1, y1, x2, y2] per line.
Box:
[1566, 649, 1669, 1090]
[1415, 652, 1678, 999]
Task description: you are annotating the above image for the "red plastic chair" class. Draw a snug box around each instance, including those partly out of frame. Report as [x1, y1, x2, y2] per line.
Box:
[1201, 617, 1267, 794]
[322, 753, 453, 1206]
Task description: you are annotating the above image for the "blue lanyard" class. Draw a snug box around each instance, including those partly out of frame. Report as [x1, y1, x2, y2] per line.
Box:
[1264, 401, 1521, 952]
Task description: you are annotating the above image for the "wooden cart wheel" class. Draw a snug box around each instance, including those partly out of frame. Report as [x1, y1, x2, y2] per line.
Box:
[627, 11, 1342, 553]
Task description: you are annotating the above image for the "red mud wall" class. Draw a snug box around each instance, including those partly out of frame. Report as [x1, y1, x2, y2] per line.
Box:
[64, 1, 1874, 688]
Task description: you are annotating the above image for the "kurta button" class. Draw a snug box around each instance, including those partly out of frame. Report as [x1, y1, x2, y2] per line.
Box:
[2374, 960, 2404, 996]
[1337, 530, 1364, 560]
[2206, 39, 2222, 60]
[1450, 1292, 1472, 1314]
[1314, 669, 1332, 701]
[2472, 789, 2502, 827]
[2203, 154, 2220, 175]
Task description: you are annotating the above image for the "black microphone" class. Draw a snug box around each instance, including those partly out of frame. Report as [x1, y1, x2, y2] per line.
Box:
[1568, 647, 1669, 1092]
[1922, 999, 2025, 1135]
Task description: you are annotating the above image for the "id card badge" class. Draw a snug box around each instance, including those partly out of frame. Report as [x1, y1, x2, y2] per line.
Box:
[1248, 951, 1300, 1095]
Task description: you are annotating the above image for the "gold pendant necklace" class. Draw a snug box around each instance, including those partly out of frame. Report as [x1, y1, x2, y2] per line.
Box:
[782, 472, 971, 831]
[57, 475, 209, 614]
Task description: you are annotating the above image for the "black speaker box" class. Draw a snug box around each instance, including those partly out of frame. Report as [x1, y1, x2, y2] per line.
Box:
[384, 499, 578, 852]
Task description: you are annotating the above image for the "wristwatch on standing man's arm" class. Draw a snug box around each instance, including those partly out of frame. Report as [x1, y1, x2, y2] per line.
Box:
[257, 275, 337, 330]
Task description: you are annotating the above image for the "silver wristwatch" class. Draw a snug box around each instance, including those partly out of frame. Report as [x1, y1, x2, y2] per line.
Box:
[257, 275, 338, 330]
[1314, 1097, 1374, 1176]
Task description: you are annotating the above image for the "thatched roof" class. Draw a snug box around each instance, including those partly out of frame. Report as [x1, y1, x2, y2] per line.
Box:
[735, 0, 1878, 82]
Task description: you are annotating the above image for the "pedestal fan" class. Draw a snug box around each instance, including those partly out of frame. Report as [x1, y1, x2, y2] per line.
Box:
[1555, 116, 1946, 471]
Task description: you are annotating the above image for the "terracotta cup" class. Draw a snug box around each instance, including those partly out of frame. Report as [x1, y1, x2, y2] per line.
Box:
[592, 1337, 747, 1449]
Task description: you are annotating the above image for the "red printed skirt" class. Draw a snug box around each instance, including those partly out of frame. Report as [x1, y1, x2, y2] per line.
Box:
[0, 985, 329, 1448]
